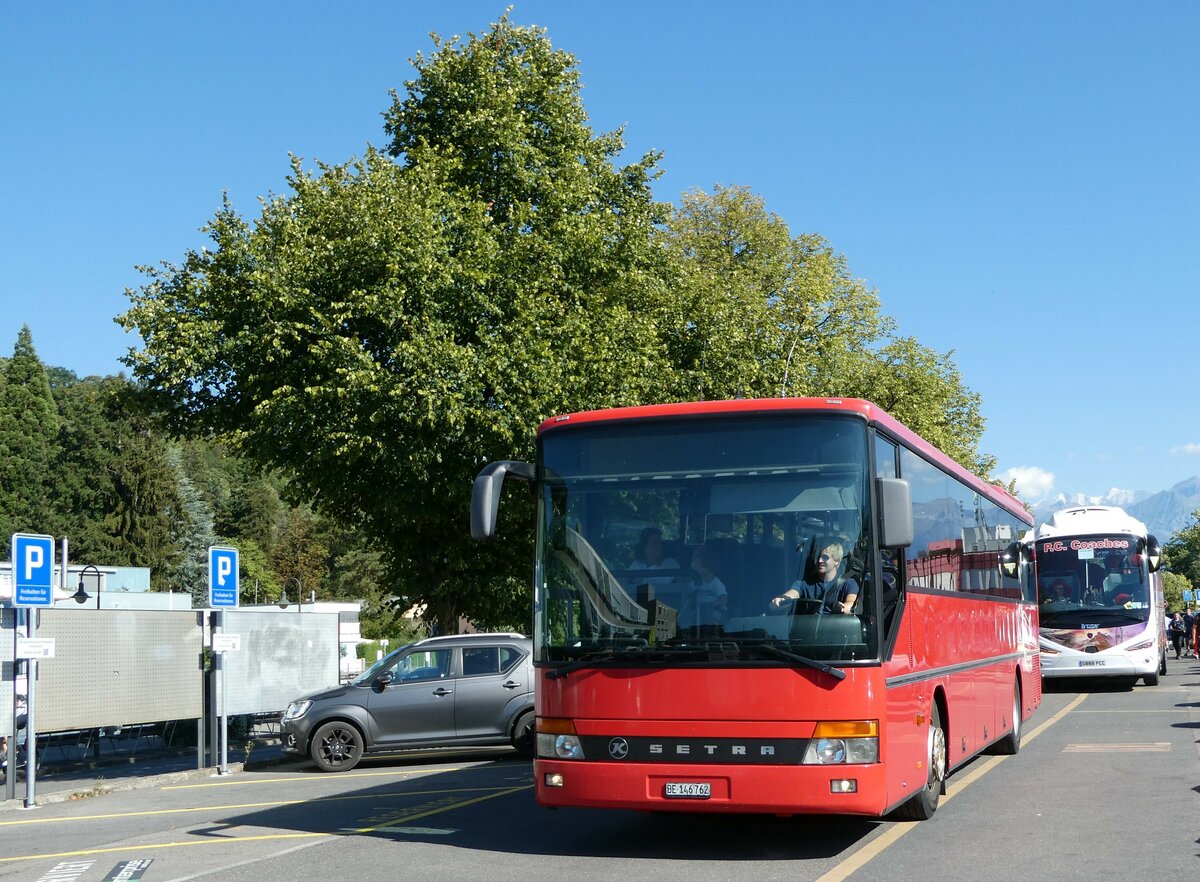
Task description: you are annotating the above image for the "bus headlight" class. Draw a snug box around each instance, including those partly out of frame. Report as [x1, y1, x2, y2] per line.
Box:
[803, 721, 879, 764]
[1127, 640, 1154, 652]
[536, 718, 586, 760]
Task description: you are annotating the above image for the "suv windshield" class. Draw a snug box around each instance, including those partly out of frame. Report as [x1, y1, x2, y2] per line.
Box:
[1035, 534, 1151, 628]
[534, 415, 879, 667]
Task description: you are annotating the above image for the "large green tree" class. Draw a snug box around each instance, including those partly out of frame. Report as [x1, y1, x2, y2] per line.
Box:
[121, 18, 676, 630]
[660, 186, 992, 474]
[0, 326, 60, 539]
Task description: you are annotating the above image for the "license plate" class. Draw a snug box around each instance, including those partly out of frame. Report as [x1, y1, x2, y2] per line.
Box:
[1078, 659, 1106, 667]
[664, 782, 711, 799]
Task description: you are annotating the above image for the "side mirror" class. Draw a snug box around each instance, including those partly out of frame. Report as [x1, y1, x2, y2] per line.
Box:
[1145, 535, 1162, 573]
[471, 460, 535, 539]
[999, 540, 1023, 580]
[373, 670, 394, 692]
[876, 478, 913, 548]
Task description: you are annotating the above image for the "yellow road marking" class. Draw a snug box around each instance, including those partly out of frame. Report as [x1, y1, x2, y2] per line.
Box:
[0, 833, 329, 863]
[0, 783, 534, 863]
[813, 693, 1088, 882]
[348, 785, 532, 833]
[162, 766, 493, 790]
[0, 786, 531, 827]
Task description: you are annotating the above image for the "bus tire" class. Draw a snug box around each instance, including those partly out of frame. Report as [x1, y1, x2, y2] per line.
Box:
[892, 702, 945, 821]
[1158, 651, 1168, 677]
[1143, 671, 1159, 686]
[988, 680, 1022, 755]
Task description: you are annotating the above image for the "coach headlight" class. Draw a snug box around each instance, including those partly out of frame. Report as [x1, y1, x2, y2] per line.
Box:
[536, 717, 586, 760]
[803, 721, 879, 765]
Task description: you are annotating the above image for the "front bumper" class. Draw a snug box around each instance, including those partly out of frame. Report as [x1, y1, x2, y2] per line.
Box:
[534, 759, 891, 816]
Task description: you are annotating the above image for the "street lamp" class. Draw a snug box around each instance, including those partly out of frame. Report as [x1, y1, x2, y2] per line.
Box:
[73, 564, 102, 609]
[278, 576, 303, 611]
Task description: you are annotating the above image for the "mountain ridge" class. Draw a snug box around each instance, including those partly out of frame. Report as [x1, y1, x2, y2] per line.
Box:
[1029, 477, 1200, 539]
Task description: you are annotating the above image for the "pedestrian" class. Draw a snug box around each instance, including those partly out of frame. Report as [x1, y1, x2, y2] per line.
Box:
[1168, 611, 1186, 659]
[1184, 608, 1196, 658]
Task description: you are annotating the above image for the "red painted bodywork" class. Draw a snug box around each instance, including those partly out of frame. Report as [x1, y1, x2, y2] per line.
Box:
[532, 398, 1040, 816]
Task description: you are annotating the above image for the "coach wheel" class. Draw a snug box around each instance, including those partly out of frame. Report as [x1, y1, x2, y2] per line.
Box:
[310, 721, 364, 772]
[1158, 650, 1167, 677]
[892, 702, 945, 820]
[1143, 670, 1159, 687]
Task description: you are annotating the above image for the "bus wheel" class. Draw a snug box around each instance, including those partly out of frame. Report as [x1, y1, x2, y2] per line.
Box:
[988, 681, 1022, 755]
[1143, 670, 1159, 686]
[892, 703, 945, 820]
[1158, 651, 1168, 677]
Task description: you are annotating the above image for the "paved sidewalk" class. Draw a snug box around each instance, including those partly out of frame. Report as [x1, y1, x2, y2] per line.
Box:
[1, 730, 294, 809]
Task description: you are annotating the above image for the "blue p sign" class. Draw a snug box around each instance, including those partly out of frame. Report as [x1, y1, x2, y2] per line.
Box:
[208, 546, 240, 608]
[12, 533, 55, 607]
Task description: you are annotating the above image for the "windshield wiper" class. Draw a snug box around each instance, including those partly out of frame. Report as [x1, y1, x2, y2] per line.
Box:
[741, 643, 846, 681]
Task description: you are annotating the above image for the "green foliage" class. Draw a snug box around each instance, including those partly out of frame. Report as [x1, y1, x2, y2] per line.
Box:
[1161, 570, 1189, 613]
[0, 326, 60, 537]
[54, 376, 185, 571]
[1164, 509, 1200, 593]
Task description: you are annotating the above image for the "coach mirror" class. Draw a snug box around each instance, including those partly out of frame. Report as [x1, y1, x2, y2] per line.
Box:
[876, 478, 913, 548]
[999, 540, 1023, 580]
[1144, 535, 1162, 573]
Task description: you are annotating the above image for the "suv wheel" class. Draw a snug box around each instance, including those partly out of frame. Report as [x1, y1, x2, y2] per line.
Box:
[310, 721, 364, 772]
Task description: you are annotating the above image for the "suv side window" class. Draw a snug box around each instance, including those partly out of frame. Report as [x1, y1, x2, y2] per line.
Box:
[499, 646, 523, 674]
[389, 649, 451, 682]
[462, 646, 501, 677]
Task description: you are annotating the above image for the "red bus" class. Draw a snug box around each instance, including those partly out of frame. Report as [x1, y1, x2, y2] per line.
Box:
[472, 398, 1040, 818]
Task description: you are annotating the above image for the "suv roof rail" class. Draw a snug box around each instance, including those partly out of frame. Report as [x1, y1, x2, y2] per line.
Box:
[416, 632, 528, 644]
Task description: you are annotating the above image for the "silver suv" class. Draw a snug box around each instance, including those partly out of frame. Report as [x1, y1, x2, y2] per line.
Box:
[281, 633, 534, 771]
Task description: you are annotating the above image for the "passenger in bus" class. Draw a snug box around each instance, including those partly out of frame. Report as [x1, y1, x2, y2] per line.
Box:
[681, 544, 728, 626]
[770, 539, 859, 614]
[628, 527, 680, 586]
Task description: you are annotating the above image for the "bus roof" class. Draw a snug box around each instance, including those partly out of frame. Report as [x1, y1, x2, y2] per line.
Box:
[537, 397, 1029, 524]
[1032, 505, 1150, 540]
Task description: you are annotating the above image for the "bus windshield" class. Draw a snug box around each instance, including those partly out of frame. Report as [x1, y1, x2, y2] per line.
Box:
[1035, 534, 1150, 628]
[534, 415, 879, 666]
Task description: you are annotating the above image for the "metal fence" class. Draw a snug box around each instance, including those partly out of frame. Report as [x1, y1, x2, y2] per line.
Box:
[1, 607, 341, 740]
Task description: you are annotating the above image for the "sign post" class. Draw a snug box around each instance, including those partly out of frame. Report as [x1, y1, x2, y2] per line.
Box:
[208, 547, 239, 774]
[12, 532, 54, 809]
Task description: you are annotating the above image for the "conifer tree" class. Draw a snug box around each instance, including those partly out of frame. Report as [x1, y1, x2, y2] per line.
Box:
[0, 326, 60, 540]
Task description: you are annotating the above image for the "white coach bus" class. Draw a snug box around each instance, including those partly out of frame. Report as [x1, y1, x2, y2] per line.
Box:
[1029, 506, 1166, 685]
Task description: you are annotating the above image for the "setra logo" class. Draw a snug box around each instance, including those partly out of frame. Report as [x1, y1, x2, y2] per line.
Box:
[608, 737, 630, 759]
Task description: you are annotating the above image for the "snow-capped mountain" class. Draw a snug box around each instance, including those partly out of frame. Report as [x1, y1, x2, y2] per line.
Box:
[1029, 478, 1200, 539]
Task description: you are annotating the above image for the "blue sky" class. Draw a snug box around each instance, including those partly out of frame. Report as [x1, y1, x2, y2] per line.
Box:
[3, 1, 1198, 502]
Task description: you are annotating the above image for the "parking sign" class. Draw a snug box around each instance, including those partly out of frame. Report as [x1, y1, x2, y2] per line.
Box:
[11, 533, 55, 607]
[208, 546, 240, 608]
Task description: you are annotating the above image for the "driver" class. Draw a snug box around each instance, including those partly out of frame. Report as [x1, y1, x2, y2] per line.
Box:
[770, 539, 859, 614]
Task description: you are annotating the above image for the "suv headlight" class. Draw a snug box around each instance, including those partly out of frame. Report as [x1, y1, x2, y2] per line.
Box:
[283, 700, 312, 721]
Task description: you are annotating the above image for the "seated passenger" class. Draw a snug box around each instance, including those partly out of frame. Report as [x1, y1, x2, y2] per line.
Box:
[681, 544, 728, 626]
[628, 527, 680, 587]
[770, 539, 859, 614]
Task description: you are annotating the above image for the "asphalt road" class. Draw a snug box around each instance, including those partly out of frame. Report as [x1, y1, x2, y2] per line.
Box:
[0, 658, 1196, 882]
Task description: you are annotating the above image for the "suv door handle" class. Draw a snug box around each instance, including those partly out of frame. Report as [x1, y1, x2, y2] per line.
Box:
[432, 688, 453, 697]
[502, 680, 522, 689]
